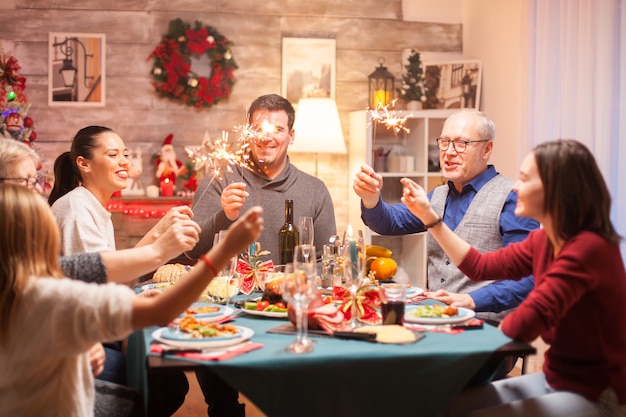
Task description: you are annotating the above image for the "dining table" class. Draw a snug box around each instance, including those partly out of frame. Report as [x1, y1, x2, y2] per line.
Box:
[126, 296, 535, 417]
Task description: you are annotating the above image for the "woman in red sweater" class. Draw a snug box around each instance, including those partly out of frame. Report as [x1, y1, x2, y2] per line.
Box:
[402, 139, 625, 417]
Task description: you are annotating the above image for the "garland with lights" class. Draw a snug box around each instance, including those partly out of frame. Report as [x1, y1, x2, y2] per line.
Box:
[148, 18, 238, 109]
[0, 45, 37, 145]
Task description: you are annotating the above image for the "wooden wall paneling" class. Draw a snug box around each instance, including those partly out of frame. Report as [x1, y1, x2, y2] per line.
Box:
[0, 10, 151, 42]
[15, 0, 221, 12]
[2, 1, 462, 232]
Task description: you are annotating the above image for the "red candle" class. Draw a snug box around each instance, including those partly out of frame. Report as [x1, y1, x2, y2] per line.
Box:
[160, 178, 174, 197]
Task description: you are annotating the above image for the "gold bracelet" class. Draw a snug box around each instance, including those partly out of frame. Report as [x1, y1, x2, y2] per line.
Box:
[200, 254, 218, 275]
[424, 216, 443, 229]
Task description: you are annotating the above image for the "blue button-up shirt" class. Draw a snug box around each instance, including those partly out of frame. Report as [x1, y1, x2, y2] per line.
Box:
[361, 165, 539, 313]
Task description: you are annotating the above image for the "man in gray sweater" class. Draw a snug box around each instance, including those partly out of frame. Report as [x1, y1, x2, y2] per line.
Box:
[186, 94, 337, 417]
[187, 93, 337, 264]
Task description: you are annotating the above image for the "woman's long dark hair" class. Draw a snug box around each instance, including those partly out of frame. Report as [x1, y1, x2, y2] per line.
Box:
[533, 139, 620, 244]
[48, 126, 114, 206]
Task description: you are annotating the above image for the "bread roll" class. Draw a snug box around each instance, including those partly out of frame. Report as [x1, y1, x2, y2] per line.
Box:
[152, 263, 189, 283]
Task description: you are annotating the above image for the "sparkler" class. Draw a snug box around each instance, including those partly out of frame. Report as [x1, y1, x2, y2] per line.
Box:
[185, 130, 245, 178]
[368, 99, 411, 136]
[185, 111, 281, 210]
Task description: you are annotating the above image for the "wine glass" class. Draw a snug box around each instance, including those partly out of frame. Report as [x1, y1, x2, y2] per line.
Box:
[342, 227, 366, 329]
[281, 249, 317, 354]
[298, 216, 314, 262]
[213, 231, 239, 308]
[294, 245, 318, 346]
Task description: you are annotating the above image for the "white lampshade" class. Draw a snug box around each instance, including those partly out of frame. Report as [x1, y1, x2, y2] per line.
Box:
[290, 98, 347, 154]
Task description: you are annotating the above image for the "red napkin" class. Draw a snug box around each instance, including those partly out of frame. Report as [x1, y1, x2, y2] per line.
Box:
[150, 341, 263, 361]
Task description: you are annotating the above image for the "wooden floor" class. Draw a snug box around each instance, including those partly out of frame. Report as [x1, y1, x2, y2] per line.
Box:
[172, 372, 266, 417]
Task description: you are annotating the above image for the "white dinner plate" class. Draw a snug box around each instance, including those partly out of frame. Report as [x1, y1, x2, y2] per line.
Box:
[139, 282, 172, 292]
[404, 306, 475, 325]
[160, 326, 241, 342]
[378, 283, 424, 299]
[152, 326, 254, 349]
[180, 302, 228, 319]
[175, 306, 233, 324]
[406, 286, 424, 298]
[239, 308, 288, 319]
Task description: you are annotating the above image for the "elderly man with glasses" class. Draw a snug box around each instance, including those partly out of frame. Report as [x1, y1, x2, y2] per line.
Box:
[353, 109, 539, 328]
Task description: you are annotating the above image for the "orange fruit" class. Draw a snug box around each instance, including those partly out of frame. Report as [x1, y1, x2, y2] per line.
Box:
[369, 257, 397, 280]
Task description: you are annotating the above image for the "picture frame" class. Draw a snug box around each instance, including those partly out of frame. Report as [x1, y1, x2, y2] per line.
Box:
[281, 37, 336, 105]
[422, 60, 482, 110]
[48, 32, 106, 107]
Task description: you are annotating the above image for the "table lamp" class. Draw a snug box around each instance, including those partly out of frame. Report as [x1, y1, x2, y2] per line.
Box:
[290, 97, 347, 176]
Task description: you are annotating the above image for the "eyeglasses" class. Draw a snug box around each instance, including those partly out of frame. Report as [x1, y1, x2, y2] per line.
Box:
[436, 137, 490, 153]
[0, 175, 45, 190]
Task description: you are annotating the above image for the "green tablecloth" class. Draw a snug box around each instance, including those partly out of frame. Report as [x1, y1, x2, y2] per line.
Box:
[128, 312, 512, 417]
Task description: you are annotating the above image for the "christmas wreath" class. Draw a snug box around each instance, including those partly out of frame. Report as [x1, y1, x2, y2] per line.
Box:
[148, 18, 237, 109]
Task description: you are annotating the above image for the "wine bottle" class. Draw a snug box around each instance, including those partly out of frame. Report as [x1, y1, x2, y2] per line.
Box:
[278, 199, 299, 265]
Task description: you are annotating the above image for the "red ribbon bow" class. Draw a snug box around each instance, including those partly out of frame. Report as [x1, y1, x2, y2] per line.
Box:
[332, 287, 382, 325]
[236, 259, 274, 295]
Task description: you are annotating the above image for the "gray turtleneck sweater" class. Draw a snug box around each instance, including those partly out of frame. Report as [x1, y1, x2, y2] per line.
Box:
[186, 157, 337, 264]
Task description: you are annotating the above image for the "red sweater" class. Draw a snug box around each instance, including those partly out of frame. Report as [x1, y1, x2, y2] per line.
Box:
[459, 229, 626, 404]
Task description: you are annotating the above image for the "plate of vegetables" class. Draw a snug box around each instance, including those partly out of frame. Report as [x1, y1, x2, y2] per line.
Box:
[404, 305, 475, 325]
[239, 300, 289, 318]
[153, 314, 255, 349]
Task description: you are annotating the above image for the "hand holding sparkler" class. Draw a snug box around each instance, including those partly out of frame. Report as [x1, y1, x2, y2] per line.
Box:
[353, 163, 384, 209]
[221, 182, 248, 220]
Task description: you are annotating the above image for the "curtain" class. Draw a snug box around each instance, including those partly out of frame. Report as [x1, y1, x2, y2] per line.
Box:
[521, 0, 626, 257]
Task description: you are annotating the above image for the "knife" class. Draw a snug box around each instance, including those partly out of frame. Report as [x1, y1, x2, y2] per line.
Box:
[333, 331, 377, 342]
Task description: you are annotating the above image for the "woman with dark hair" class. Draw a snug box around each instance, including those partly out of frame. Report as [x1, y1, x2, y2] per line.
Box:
[50, 126, 195, 257]
[49, 126, 128, 254]
[401, 139, 626, 417]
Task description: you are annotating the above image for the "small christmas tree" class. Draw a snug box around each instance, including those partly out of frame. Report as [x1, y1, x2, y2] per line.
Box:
[396, 49, 428, 104]
[0, 44, 37, 145]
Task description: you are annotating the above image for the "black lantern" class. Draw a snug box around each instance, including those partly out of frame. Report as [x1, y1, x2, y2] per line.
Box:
[53, 36, 94, 89]
[59, 58, 77, 88]
[461, 71, 472, 95]
[368, 57, 395, 109]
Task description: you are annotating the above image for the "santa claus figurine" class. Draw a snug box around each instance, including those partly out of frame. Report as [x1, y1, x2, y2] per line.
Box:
[155, 134, 186, 197]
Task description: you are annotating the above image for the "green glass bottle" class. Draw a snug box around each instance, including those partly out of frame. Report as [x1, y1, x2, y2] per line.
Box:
[278, 199, 299, 265]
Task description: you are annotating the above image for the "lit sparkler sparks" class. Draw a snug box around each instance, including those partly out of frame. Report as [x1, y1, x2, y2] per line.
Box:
[185, 130, 252, 182]
[185, 111, 282, 191]
[368, 99, 411, 135]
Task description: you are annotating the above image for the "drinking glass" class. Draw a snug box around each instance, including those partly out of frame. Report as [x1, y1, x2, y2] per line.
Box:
[213, 231, 239, 307]
[298, 216, 314, 262]
[294, 245, 318, 346]
[281, 248, 317, 353]
[320, 243, 337, 289]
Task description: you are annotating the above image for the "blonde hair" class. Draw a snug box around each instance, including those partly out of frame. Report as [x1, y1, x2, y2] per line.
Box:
[0, 139, 40, 178]
[0, 184, 63, 346]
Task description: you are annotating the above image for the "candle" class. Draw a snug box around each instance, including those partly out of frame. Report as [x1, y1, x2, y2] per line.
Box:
[160, 178, 174, 197]
[346, 225, 358, 268]
[374, 90, 389, 107]
[349, 239, 358, 269]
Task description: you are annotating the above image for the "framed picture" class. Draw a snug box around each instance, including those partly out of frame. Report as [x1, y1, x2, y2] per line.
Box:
[281, 37, 336, 105]
[422, 60, 482, 110]
[48, 33, 106, 107]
